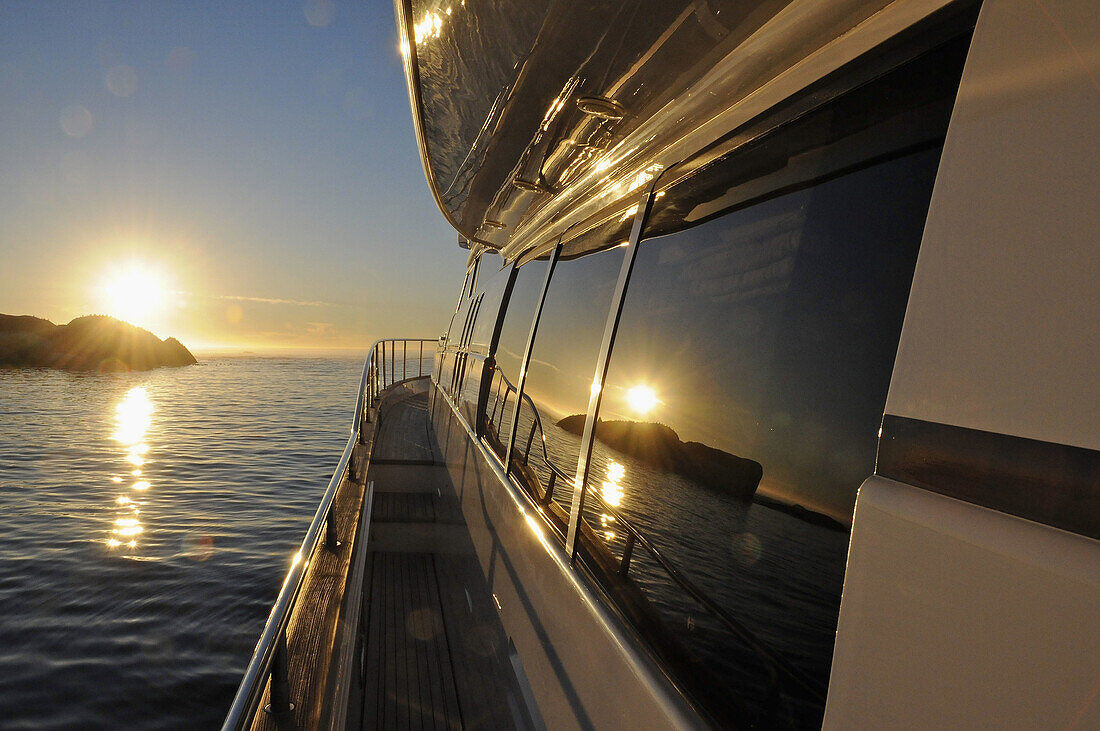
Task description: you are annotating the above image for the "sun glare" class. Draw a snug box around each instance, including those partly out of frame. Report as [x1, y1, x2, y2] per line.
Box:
[99, 264, 167, 329]
[625, 384, 659, 415]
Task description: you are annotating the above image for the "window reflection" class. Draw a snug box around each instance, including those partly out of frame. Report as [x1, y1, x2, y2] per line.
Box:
[456, 256, 512, 425]
[508, 244, 624, 528]
[482, 259, 547, 461]
[582, 147, 944, 726]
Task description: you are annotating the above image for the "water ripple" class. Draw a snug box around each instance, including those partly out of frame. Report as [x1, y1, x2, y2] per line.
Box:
[0, 356, 363, 729]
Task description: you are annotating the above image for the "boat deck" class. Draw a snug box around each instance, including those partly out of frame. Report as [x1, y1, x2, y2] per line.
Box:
[346, 389, 530, 730]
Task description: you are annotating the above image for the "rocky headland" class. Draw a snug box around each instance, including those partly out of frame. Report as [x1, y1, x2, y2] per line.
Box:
[0, 314, 197, 371]
[556, 414, 763, 502]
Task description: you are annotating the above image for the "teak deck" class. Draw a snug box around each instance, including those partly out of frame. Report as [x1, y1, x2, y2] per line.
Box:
[250, 383, 528, 730]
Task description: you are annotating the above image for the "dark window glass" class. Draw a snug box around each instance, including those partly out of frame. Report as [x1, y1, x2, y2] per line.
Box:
[457, 255, 512, 425]
[557, 21, 976, 723]
[483, 258, 547, 461]
[509, 243, 624, 533]
[442, 295, 475, 398]
[580, 147, 943, 727]
[468, 254, 510, 357]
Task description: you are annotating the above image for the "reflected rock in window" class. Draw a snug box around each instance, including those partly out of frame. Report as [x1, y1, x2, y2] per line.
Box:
[557, 415, 762, 501]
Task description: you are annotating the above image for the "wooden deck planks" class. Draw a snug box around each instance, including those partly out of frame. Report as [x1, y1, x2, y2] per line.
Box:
[351, 388, 526, 731]
[371, 391, 438, 464]
[434, 554, 524, 730]
[361, 552, 466, 730]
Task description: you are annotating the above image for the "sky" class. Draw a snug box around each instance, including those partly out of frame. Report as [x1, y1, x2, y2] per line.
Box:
[0, 0, 466, 353]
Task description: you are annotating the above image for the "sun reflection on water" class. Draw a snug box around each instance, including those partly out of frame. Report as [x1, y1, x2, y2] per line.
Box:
[602, 460, 626, 508]
[107, 386, 155, 553]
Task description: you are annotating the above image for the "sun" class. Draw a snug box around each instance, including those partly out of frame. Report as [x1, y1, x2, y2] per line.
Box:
[625, 384, 660, 415]
[98, 264, 167, 329]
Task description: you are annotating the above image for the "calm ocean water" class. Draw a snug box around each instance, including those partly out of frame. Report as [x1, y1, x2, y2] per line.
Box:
[0, 356, 364, 730]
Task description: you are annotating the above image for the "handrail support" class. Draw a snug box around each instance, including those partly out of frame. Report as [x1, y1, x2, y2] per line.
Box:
[325, 509, 341, 552]
[264, 629, 295, 716]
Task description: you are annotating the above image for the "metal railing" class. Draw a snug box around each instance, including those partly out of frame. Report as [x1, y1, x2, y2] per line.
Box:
[486, 366, 827, 707]
[222, 338, 435, 730]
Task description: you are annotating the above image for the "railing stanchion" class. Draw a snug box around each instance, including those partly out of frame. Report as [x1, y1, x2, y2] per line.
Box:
[419, 341, 423, 377]
[265, 629, 294, 716]
[325, 506, 340, 551]
[403, 340, 407, 381]
[524, 421, 536, 466]
[620, 532, 636, 576]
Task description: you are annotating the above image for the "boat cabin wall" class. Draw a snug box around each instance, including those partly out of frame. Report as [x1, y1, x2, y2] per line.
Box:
[424, 7, 1001, 725]
[423, 0, 1098, 726]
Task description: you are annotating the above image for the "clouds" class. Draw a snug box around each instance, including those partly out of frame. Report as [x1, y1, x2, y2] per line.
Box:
[204, 293, 345, 308]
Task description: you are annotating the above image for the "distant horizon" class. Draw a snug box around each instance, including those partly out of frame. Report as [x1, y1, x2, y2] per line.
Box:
[1, 2, 465, 351]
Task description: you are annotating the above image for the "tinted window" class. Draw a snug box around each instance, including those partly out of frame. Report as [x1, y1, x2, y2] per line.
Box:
[584, 148, 943, 726]
[483, 259, 547, 461]
[468, 254, 510, 357]
[510, 243, 624, 531]
[456, 255, 512, 424]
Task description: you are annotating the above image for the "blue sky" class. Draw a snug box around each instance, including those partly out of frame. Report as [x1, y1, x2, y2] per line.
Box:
[0, 1, 464, 351]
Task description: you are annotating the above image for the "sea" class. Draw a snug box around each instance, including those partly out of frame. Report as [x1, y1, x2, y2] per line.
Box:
[0, 356, 365, 730]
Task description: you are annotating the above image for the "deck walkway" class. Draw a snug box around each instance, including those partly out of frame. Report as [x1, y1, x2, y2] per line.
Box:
[347, 390, 530, 731]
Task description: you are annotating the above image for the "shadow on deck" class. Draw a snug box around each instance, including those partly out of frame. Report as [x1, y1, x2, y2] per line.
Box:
[346, 388, 534, 731]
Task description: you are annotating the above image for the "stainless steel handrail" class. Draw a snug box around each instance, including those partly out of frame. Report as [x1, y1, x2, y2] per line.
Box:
[222, 338, 435, 730]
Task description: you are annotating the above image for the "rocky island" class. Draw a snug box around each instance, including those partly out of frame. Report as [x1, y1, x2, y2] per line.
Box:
[0, 314, 197, 371]
[556, 414, 762, 502]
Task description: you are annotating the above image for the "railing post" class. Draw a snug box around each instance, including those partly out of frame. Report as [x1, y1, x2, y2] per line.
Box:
[325, 507, 340, 551]
[543, 471, 556, 505]
[497, 388, 509, 430]
[265, 629, 295, 716]
[524, 421, 536, 466]
[403, 340, 407, 381]
[620, 532, 636, 576]
[419, 340, 423, 377]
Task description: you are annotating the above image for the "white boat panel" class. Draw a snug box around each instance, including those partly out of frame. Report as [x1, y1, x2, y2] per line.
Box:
[886, 0, 1100, 450]
[826, 476, 1100, 728]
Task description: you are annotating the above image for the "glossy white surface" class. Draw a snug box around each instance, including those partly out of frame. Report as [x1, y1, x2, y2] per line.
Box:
[886, 0, 1100, 450]
[826, 477, 1100, 728]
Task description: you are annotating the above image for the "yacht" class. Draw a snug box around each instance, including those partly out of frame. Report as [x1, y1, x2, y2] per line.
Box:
[224, 0, 1098, 727]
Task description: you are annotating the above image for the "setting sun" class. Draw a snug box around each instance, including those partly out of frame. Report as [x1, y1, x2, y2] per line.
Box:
[625, 384, 659, 415]
[98, 264, 167, 329]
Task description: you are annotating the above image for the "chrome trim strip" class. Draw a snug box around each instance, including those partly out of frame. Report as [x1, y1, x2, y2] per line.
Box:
[877, 415, 1100, 540]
